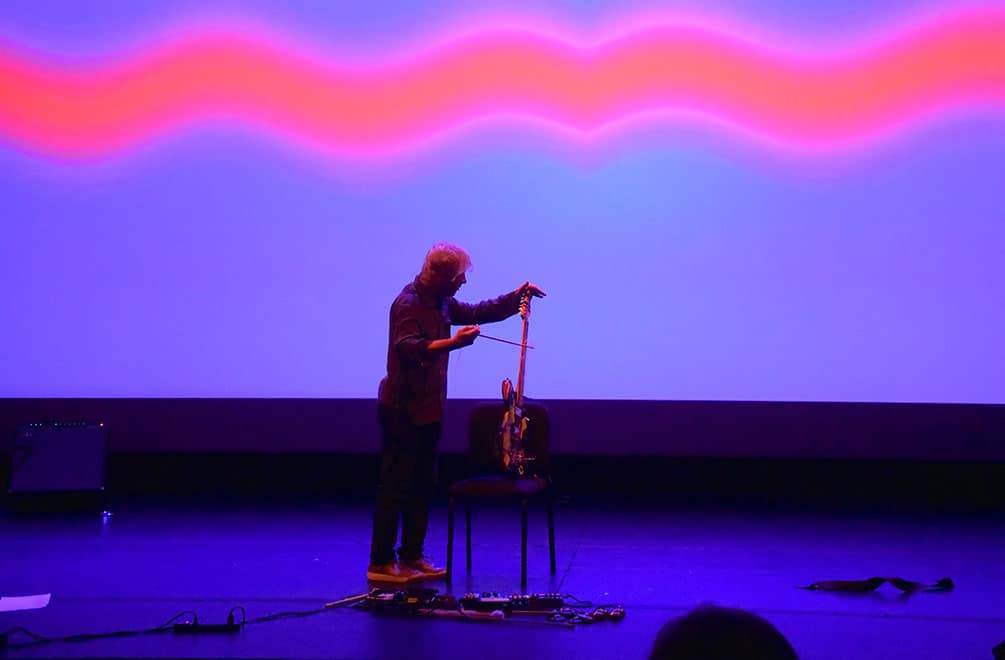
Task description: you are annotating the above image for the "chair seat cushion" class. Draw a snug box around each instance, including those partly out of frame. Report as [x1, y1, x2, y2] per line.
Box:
[449, 475, 548, 498]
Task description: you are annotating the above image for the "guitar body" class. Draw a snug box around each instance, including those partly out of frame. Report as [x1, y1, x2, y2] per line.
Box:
[497, 293, 532, 476]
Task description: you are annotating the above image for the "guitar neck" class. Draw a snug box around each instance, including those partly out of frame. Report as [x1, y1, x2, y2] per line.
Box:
[515, 307, 530, 407]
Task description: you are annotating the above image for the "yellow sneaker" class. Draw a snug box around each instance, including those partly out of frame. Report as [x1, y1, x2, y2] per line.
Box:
[400, 556, 447, 579]
[366, 561, 422, 583]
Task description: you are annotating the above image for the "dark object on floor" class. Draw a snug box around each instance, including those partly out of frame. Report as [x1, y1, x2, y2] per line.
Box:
[798, 577, 954, 593]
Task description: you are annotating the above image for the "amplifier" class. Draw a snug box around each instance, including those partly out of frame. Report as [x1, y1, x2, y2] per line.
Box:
[8, 421, 107, 511]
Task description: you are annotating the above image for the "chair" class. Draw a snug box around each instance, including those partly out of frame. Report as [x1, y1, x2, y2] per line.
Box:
[446, 401, 556, 586]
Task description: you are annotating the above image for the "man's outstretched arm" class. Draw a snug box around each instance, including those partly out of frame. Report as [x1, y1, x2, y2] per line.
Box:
[448, 282, 546, 326]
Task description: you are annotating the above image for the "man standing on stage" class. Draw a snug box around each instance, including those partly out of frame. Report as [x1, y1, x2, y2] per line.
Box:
[367, 242, 545, 582]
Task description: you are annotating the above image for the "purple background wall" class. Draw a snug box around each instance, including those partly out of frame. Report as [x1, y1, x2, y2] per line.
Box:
[3, 0, 1005, 406]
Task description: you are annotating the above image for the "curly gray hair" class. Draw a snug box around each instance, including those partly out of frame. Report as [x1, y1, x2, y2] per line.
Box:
[419, 242, 471, 282]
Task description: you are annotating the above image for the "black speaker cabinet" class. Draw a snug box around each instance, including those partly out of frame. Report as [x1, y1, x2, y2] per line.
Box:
[8, 421, 107, 512]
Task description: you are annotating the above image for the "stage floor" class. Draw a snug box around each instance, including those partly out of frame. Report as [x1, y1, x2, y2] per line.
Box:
[2, 496, 1003, 659]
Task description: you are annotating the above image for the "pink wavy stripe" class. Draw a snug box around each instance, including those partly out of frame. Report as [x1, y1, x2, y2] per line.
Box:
[1, 10, 1004, 157]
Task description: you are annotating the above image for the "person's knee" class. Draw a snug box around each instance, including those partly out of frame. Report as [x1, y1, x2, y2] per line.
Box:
[649, 604, 798, 660]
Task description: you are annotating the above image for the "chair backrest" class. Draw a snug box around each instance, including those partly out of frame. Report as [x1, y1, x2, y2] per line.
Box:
[467, 401, 551, 478]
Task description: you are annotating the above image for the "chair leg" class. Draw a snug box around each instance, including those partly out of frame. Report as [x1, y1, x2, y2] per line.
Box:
[547, 498, 556, 574]
[465, 503, 472, 574]
[447, 497, 455, 579]
[521, 497, 529, 587]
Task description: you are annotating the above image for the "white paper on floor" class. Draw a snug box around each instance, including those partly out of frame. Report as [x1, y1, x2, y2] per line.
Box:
[0, 593, 51, 612]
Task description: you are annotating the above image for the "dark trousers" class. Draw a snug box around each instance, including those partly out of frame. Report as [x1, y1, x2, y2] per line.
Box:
[369, 412, 441, 566]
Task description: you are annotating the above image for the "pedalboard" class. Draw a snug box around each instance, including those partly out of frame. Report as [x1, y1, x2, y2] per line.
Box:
[357, 588, 623, 625]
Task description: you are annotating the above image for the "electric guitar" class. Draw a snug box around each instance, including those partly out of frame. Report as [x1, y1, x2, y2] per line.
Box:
[498, 291, 532, 476]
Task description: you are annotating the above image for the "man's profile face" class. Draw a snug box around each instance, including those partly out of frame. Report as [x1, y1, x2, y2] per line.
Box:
[445, 270, 467, 296]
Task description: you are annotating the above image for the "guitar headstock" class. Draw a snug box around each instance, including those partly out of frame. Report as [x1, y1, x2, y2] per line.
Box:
[519, 290, 531, 320]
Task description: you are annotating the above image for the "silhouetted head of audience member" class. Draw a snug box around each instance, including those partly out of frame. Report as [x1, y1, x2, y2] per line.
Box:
[650, 604, 798, 660]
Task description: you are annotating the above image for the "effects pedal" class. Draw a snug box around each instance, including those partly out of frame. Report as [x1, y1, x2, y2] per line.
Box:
[459, 592, 565, 614]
